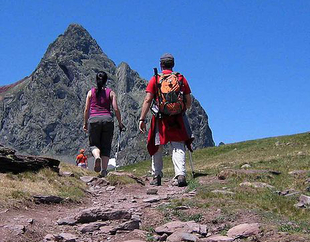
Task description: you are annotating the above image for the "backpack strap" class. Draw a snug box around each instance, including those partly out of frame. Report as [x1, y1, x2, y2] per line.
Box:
[158, 73, 165, 85]
[170, 72, 184, 87]
[156, 73, 164, 97]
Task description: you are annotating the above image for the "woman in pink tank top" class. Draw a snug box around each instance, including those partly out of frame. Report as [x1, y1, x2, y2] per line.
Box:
[83, 71, 124, 177]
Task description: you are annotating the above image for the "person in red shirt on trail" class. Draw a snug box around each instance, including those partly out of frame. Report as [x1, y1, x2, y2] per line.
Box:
[139, 53, 194, 187]
[76, 149, 88, 169]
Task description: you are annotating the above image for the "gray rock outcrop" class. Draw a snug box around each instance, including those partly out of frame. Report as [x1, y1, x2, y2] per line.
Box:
[0, 23, 214, 166]
[57, 207, 132, 225]
[0, 144, 60, 173]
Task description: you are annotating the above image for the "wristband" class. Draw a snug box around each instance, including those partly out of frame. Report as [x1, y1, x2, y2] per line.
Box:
[139, 119, 147, 123]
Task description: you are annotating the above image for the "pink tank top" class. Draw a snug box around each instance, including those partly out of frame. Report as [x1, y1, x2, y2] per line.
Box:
[89, 87, 112, 117]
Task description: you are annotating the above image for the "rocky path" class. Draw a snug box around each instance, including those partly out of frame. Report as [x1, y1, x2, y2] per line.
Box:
[0, 172, 200, 242]
[1, 170, 309, 242]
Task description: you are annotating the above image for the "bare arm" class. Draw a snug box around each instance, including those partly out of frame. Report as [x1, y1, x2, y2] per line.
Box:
[110, 91, 124, 129]
[184, 93, 192, 110]
[83, 90, 91, 132]
[139, 92, 154, 133]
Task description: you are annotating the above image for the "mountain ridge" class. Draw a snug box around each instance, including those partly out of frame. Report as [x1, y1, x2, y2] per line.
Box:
[0, 23, 214, 165]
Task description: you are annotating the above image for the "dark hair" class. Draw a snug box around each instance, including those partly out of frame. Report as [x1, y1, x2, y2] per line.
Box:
[95, 71, 108, 97]
[160, 59, 175, 69]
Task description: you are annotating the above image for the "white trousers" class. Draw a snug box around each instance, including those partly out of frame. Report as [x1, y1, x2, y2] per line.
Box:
[152, 141, 186, 178]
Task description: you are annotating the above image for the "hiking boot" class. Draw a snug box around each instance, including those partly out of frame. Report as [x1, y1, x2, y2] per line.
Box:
[98, 170, 108, 178]
[177, 175, 187, 187]
[150, 175, 161, 186]
[171, 178, 179, 186]
[94, 157, 102, 172]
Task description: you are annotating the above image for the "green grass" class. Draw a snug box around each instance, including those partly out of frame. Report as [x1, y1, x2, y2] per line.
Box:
[121, 132, 310, 237]
[106, 173, 138, 186]
[123, 133, 310, 181]
[186, 177, 200, 191]
[279, 221, 310, 233]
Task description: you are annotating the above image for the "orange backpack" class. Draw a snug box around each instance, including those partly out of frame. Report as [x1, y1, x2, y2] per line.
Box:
[155, 72, 185, 116]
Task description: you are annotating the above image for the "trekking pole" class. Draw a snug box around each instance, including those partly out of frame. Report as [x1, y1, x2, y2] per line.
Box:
[115, 130, 121, 171]
[115, 126, 125, 171]
[150, 68, 161, 118]
[188, 149, 195, 178]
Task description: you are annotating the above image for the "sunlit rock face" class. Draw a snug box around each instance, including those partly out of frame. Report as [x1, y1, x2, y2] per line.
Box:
[0, 24, 214, 165]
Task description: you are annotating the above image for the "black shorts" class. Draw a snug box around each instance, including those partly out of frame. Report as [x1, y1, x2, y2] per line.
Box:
[88, 116, 114, 157]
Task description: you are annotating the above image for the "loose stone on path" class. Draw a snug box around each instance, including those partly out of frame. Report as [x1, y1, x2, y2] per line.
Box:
[241, 164, 251, 169]
[146, 188, 158, 195]
[33, 195, 63, 204]
[295, 194, 310, 208]
[59, 171, 74, 177]
[110, 219, 140, 234]
[155, 220, 208, 236]
[43, 232, 77, 242]
[143, 196, 160, 203]
[203, 235, 234, 242]
[57, 207, 132, 225]
[80, 176, 97, 183]
[227, 223, 260, 239]
[4, 224, 25, 235]
[166, 230, 200, 242]
[78, 221, 108, 233]
[106, 185, 116, 191]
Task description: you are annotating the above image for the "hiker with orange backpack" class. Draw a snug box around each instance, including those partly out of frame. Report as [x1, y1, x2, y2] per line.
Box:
[83, 71, 125, 177]
[139, 53, 194, 187]
[76, 149, 88, 169]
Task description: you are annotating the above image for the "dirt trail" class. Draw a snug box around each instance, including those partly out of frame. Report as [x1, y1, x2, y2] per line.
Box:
[0, 175, 189, 242]
[1, 173, 309, 242]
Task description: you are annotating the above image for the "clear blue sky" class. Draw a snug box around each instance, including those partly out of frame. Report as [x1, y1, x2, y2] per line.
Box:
[1, 0, 309, 145]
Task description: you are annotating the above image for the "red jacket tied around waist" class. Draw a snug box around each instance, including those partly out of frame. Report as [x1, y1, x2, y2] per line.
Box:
[146, 70, 194, 156]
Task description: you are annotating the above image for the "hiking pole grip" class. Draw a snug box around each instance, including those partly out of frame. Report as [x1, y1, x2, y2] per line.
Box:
[153, 68, 158, 84]
[153, 67, 158, 76]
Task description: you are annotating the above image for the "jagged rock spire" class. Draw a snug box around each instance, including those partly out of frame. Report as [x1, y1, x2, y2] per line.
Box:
[0, 24, 214, 164]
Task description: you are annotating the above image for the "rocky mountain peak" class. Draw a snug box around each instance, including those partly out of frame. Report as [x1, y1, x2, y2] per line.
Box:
[42, 23, 113, 68]
[0, 24, 214, 165]
[65, 23, 88, 34]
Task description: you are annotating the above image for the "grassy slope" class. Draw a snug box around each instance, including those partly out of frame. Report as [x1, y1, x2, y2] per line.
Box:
[0, 132, 309, 236]
[123, 132, 310, 235]
[124, 132, 310, 178]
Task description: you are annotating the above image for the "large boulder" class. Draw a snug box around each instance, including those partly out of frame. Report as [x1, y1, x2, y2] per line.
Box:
[0, 144, 59, 173]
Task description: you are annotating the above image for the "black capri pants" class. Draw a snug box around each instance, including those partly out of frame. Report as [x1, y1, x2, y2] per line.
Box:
[88, 115, 114, 157]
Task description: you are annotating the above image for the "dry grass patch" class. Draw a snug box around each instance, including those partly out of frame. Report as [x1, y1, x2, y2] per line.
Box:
[0, 162, 95, 208]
